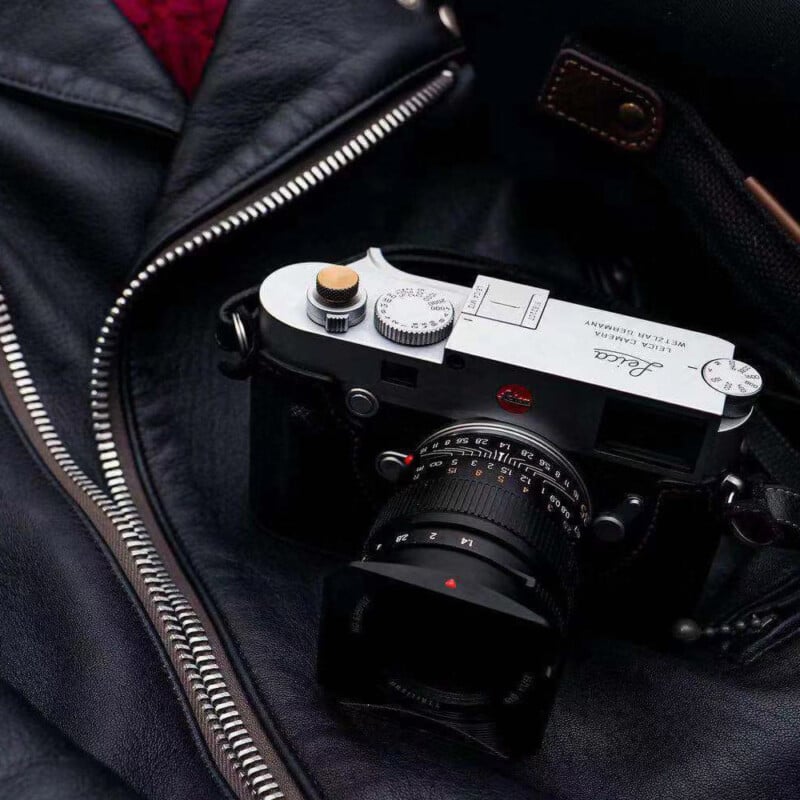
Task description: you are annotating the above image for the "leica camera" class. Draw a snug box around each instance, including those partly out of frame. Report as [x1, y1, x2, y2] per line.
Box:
[247, 247, 762, 756]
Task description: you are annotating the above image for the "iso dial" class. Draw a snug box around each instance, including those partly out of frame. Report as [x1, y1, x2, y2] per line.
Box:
[702, 358, 763, 418]
[374, 286, 454, 346]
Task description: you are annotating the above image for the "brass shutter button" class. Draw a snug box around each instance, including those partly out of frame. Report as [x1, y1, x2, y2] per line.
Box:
[306, 264, 367, 333]
[316, 265, 360, 305]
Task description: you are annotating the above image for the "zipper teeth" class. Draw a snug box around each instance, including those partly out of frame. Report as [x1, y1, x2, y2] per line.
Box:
[0, 68, 456, 800]
[0, 290, 282, 800]
[84, 68, 456, 799]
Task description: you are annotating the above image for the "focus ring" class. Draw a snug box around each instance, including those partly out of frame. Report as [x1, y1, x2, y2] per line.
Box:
[368, 476, 578, 599]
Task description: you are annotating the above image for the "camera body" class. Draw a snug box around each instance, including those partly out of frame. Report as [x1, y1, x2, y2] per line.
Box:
[254, 247, 756, 498]
[249, 247, 761, 755]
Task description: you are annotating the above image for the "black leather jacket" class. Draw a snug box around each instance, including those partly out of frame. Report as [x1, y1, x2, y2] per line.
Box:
[1, 2, 798, 800]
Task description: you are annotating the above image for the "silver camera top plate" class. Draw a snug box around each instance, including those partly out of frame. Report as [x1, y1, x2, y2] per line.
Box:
[259, 248, 757, 480]
[448, 274, 733, 416]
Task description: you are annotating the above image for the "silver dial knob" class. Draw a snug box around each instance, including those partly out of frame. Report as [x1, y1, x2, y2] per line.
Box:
[702, 358, 763, 417]
[374, 287, 454, 346]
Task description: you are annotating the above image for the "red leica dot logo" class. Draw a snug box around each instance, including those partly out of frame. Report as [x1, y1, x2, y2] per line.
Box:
[496, 384, 533, 414]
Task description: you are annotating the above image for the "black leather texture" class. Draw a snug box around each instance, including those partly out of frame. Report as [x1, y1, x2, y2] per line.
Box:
[0, 0, 184, 131]
[141, 0, 460, 259]
[1, 1, 800, 799]
[765, 486, 800, 538]
[0, 678, 141, 800]
[0, 374, 231, 799]
[725, 483, 800, 546]
[0, 0, 181, 484]
[122, 78, 800, 800]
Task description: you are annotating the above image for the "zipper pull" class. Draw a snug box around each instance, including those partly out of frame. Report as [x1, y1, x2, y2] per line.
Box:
[672, 611, 779, 643]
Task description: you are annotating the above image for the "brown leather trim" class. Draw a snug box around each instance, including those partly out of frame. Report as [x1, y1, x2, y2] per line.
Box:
[745, 177, 800, 245]
[538, 48, 664, 152]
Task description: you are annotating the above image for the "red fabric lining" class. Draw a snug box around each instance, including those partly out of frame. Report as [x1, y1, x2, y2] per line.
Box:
[112, 0, 228, 97]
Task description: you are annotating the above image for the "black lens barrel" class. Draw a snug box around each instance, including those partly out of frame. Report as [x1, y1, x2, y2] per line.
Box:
[368, 421, 590, 615]
[367, 475, 579, 620]
[317, 421, 593, 756]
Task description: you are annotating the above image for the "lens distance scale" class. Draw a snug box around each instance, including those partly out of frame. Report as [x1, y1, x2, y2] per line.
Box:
[410, 423, 590, 540]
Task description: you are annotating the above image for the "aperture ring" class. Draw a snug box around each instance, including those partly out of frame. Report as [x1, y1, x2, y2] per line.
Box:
[367, 476, 579, 602]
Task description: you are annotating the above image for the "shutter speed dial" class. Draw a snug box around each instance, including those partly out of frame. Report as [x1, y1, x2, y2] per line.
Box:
[374, 287, 454, 346]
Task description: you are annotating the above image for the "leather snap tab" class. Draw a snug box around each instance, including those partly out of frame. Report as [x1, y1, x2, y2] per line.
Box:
[538, 48, 664, 152]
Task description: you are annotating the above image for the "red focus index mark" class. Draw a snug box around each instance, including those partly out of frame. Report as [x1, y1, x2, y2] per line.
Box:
[444, 578, 457, 589]
[404, 454, 415, 466]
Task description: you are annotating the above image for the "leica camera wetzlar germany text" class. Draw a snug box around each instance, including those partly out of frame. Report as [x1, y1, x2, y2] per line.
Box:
[251, 248, 762, 755]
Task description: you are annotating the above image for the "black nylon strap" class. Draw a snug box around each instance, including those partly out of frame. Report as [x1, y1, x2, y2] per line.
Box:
[747, 409, 800, 491]
[647, 89, 800, 349]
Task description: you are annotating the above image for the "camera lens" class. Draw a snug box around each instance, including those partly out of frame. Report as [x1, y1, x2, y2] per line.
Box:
[318, 421, 591, 755]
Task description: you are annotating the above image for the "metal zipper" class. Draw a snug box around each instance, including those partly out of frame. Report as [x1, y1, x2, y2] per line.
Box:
[76, 66, 454, 799]
[0, 284, 287, 800]
[0, 66, 455, 800]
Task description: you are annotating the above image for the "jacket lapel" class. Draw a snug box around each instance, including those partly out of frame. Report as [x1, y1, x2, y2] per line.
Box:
[138, 0, 459, 261]
[0, 0, 186, 133]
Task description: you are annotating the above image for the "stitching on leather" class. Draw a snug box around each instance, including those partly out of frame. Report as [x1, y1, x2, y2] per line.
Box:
[765, 487, 800, 532]
[542, 57, 660, 151]
[0, 71, 180, 133]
